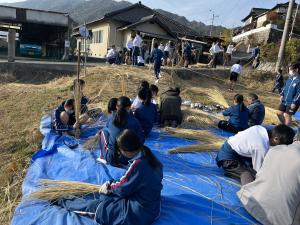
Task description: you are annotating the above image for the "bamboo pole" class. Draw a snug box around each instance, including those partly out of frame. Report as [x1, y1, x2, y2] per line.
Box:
[75, 43, 81, 139]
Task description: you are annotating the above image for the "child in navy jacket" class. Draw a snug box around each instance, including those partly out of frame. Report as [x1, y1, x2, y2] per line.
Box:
[218, 94, 249, 134]
[134, 87, 157, 137]
[103, 96, 145, 166]
[57, 129, 163, 225]
[151, 43, 163, 81]
[277, 63, 300, 125]
[53, 99, 76, 133]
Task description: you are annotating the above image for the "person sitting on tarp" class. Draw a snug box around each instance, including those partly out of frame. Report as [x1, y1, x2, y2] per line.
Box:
[131, 80, 150, 111]
[246, 93, 265, 127]
[56, 129, 163, 225]
[71, 79, 89, 114]
[53, 99, 76, 133]
[237, 140, 299, 225]
[100, 96, 145, 166]
[159, 87, 182, 128]
[134, 88, 157, 137]
[216, 124, 294, 181]
[218, 94, 249, 134]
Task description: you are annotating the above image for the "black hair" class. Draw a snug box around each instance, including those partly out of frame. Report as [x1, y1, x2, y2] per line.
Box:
[175, 87, 181, 95]
[236, 59, 241, 64]
[107, 98, 118, 114]
[289, 62, 300, 71]
[138, 87, 152, 106]
[154, 43, 158, 48]
[248, 93, 258, 100]
[136, 31, 140, 35]
[117, 129, 162, 169]
[271, 124, 295, 145]
[150, 84, 159, 94]
[113, 96, 131, 128]
[234, 94, 246, 112]
[138, 80, 150, 90]
[278, 69, 283, 73]
[64, 99, 74, 108]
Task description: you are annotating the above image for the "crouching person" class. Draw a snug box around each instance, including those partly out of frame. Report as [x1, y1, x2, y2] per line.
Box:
[53, 99, 76, 134]
[56, 129, 163, 225]
[237, 141, 300, 225]
[159, 87, 182, 127]
[216, 125, 295, 180]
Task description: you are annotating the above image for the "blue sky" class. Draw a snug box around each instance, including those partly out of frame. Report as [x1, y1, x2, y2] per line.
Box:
[0, 0, 290, 27]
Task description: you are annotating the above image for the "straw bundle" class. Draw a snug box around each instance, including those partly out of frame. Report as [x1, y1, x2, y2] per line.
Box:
[83, 134, 99, 151]
[168, 141, 224, 153]
[206, 88, 229, 108]
[163, 127, 225, 154]
[180, 108, 224, 129]
[29, 179, 101, 201]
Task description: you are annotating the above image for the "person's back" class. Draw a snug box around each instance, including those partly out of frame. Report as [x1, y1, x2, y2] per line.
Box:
[160, 89, 182, 124]
[237, 142, 300, 225]
[135, 103, 157, 137]
[223, 104, 249, 129]
[231, 63, 242, 75]
[248, 100, 265, 126]
[152, 48, 163, 63]
[98, 148, 163, 225]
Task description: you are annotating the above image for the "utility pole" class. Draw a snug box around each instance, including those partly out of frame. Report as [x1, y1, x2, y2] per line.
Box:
[209, 10, 219, 37]
[289, 0, 299, 40]
[276, 0, 295, 72]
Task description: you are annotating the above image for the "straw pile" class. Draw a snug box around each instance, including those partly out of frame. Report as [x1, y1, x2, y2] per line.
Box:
[168, 142, 224, 153]
[206, 88, 229, 108]
[29, 179, 101, 201]
[265, 107, 280, 125]
[180, 107, 224, 129]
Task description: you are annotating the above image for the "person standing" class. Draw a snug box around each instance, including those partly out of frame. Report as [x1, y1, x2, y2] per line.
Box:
[183, 42, 192, 68]
[277, 62, 300, 125]
[272, 69, 284, 93]
[151, 43, 163, 82]
[229, 60, 243, 91]
[126, 36, 133, 64]
[223, 42, 235, 66]
[132, 31, 143, 66]
[251, 44, 260, 69]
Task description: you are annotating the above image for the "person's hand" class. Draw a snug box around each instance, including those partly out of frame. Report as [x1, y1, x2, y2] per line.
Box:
[73, 122, 80, 129]
[99, 182, 109, 194]
[291, 103, 297, 109]
[280, 96, 283, 102]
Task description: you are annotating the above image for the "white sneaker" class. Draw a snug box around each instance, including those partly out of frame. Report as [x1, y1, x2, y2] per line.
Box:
[97, 158, 107, 164]
[158, 73, 161, 79]
[155, 79, 159, 84]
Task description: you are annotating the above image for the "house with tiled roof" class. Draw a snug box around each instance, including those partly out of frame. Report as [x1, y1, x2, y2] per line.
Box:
[73, 1, 203, 58]
[233, 2, 300, 45]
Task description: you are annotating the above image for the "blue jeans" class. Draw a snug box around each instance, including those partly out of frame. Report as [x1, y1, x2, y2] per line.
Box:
[132, 46, 140, 65]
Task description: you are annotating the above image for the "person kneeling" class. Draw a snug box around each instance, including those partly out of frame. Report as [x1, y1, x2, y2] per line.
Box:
[53, 99, 77, 134]
[218, 94, 249, 134]
[56, 129, 163, 225]
[216, 124, 295, 180]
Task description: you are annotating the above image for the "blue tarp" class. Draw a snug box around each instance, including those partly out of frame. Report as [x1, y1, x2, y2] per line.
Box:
[12, 115, 258, 225]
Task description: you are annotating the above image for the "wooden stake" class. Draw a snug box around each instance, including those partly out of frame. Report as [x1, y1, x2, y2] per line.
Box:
[75, 43, 81, 139]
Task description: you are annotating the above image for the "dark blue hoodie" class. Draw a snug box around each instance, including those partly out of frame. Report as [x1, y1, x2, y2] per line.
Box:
[105, 111, 145, 165]
[281, 75, 300, 106]
[53, 103, 75, 131]
[223, 104, 249, 129]
[134, 103, 157, 137]
[95, 151, 163, 225]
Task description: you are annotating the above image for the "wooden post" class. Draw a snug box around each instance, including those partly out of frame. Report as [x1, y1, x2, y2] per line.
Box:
[75, 43, 81, 139]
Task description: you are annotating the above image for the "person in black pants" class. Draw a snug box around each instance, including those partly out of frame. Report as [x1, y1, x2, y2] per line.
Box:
[272, 69, 284, 93]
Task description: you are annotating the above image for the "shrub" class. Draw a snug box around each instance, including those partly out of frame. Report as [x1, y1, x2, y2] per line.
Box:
[285, 38, 300, 62]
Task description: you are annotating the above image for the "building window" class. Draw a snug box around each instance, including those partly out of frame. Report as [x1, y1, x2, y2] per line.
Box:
[92, 30, 103, 43]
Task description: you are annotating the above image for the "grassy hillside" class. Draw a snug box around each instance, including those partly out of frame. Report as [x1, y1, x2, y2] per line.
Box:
[0, 65, 280, 224]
